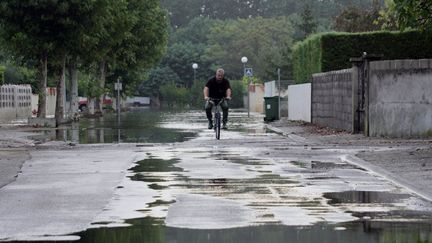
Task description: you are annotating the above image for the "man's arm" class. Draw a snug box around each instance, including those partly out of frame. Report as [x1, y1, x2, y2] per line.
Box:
[203, 87, 209, 100]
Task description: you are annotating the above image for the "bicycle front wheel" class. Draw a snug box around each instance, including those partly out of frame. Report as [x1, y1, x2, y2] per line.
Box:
[215, 112, 221, 140]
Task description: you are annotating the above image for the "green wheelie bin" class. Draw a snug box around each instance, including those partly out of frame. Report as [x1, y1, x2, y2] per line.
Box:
[264, 96, 279, 121]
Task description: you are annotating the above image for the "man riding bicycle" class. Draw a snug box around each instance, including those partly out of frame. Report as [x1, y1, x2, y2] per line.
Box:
[203, 68, 232, 130]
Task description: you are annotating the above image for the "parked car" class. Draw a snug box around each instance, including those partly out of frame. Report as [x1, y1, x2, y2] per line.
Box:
[78, 96, 112, 111]
[125, 96, 150, 107]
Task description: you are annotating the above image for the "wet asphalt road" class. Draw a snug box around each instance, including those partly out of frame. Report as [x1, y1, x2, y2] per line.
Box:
[1, 109, 432, 242]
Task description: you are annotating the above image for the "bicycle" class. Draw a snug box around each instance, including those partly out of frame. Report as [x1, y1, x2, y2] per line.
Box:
[209, 98, 225, 140]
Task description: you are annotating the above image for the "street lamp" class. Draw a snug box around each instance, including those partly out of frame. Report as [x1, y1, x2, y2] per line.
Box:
[241, 56, 249, 117]
[241, 57, 248, 73]
[192, 63, 198, 82]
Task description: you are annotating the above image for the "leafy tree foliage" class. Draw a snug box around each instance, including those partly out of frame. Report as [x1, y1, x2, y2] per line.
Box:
[393, 0, 432, 30]
[205, 17, 295, 81]
[297, 4, 318, 39]
[160, 0, 382, 28]
[377, 0, 399, 30]
[0, 0, 168, 119]
[138, 67, 180, 97]
[161, 42, 207, 88]
[333, 4, 382, 32]
[160, 0, 202, 28]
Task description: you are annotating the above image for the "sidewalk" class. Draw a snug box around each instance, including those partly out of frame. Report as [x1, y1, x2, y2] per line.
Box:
[0, 128, 35, 188]
[266, 118, 432, 202]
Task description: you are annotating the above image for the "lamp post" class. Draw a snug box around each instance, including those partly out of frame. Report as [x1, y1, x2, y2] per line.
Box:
[241, 56, 249, 117]
[192, 63, 198, 83]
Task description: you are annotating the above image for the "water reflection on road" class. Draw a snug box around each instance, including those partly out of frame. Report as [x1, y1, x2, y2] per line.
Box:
[75, 216, 432, 243]
[24, 109, 432, 242]
[34, 109, 198, 144]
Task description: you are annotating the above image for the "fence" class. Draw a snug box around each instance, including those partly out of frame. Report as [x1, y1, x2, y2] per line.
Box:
[311, 69, 353, 132]
[288, 83, 311, 122]
[0, 85, 32, 122]
[309, 58, 432, 137]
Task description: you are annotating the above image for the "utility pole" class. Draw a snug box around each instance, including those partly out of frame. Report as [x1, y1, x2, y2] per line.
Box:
[278, 68, 281, 120]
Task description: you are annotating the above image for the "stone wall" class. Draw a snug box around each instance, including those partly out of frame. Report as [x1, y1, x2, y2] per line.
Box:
[312, 69, 353, 131]
[368, 59, 432, 137]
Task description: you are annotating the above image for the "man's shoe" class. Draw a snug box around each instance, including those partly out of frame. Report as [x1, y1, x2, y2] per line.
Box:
[208, 120, 213, 129]
[222, 122, 228, 130]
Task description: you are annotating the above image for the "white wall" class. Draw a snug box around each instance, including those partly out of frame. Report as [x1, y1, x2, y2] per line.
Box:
[264, 81, 276, 97]
[0, 85, 32, 122]
[288, 83, 311, 122]
[249, 84, 264, 113]
[31, 88, 57, 117]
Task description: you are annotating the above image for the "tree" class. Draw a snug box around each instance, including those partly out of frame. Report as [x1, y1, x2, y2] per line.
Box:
[90, 0, 167, 114]
[204, 17, 295, 81]
[333, 4, 382, 32]
[160, 0, 202, 28]
[377, 0, 399, 30]
[170, 17, 216, 45]
[161, 42, 206, 88]
[0, 1, 58, 117]
[393, 0, 432, 30]
[0, 0, 168, 121]
[297, 4, 317, 39]
[138, 67, 180, 106]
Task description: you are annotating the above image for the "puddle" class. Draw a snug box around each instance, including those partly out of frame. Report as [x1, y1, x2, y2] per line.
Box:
[291, 161, 357, 170]
[324, 191, 412, 205]
[46, 217, 430, 243]
[30, 110, 198, 144]
[130, 158, 183, 173]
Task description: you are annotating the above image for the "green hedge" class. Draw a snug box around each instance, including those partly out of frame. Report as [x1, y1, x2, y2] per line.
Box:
[292, 31, 432, 83]
[0, 65, 5, 84]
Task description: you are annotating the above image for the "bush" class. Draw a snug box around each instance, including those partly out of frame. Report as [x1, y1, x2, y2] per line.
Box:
[160, 83, 189, 108]
[292, 30, 432, 83]
[229, 80, 245, 108]
[189, 79, 205, 109]
[0, 65, 5, 84]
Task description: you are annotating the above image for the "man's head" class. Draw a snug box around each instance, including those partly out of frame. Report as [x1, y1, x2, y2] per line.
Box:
[215, 68, 224, 81]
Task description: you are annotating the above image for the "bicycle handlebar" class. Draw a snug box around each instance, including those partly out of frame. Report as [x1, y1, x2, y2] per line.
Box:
[208, 97, 226, 105]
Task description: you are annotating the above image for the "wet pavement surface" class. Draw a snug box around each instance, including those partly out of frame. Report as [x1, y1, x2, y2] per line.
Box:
[1, 109, 432, 242]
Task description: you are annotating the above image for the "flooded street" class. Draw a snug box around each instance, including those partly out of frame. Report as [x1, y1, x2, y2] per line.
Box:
[1, 109, 432, 242]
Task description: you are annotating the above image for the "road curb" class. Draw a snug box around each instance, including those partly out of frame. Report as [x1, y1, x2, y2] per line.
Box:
[341, 154, 432, 202]
[265, 124, 309, 144]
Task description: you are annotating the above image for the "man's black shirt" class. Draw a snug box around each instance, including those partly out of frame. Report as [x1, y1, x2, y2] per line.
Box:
[205, 77, 231, 99]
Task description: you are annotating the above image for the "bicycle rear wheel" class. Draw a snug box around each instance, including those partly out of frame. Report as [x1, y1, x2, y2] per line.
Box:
[215, 112, 221, 140]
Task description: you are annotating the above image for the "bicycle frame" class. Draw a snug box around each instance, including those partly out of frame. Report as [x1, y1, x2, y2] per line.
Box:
[209, 98, 224, 140]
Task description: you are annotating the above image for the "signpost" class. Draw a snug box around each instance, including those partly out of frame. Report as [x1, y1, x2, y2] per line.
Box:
[245, 68, 253, 117]
[115, 78, 122, 143]
[245, 68, 253, 77]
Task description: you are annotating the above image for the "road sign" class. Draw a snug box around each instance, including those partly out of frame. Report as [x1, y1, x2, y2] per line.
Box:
[245, 68, 253, 77]
[114, 82, 122, 91]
